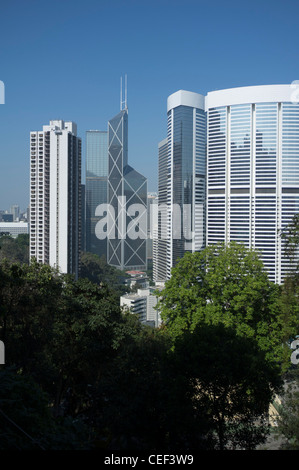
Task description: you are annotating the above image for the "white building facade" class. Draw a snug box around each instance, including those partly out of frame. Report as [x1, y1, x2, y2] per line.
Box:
[30, 120, 82, 278]
[0, 222, 28, 238]
[120, 287, 161, 327]
[206, 85, 299, 283]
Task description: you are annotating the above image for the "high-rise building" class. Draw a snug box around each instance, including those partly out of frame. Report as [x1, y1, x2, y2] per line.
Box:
[153, 139, 169, 283]
[10, 205, 20, 221]
[107, 107, 147, 271]
[30, 120, 81, 278]
[2, 213, 13, 222]
[85, 130, 108, 258]
[206, 84, 299, 283]
[147, 192, 158, 260]
[81, 184, 86, 251]
[155, 85, 299, 284]
[153, 91, 206, 282]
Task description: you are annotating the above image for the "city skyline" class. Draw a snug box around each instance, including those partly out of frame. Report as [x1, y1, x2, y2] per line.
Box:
[1, 0, 299, 210]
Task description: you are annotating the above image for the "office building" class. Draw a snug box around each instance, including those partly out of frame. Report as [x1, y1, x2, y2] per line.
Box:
[153, 91, 206, 282]
[120, 287, 161, 327]
[85, 130, 108, 258]
[120, 290, 148, 323]
[107, 106, 147, 271]
[81, 184, 86, 251]
[153, 139, 169, 282]
[30, 120, 81, 278]
[10, 205, 20, 221]
[0, 221, 28, 238]
[206, 84, 299, 283]
[147, 192, 158, 260]
[154, 85, 299, 284]
[2, 214, 13, 222]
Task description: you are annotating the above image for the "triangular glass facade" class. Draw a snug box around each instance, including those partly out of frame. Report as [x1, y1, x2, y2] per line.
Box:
[107, 109, 147, 271]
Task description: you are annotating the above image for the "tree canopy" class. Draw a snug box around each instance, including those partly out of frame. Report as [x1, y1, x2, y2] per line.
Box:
[157, 241, 296, 365]
[0, 233, 29, 264]
[172, 323, 282, 450]
[79, 251, 127, 295]
[1, 238, 297, 450]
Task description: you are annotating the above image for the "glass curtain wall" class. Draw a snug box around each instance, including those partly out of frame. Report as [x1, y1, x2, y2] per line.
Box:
[85, 130, 108, 258]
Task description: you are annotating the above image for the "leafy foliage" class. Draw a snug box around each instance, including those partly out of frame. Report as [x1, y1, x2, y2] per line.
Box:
[279, 214, 299, 322]
[275, 371, 299, 449]
[172, 324, 282, 450]
[0, 367, 92, 450]
[157, 242, 293, 365]
[97, 326, 215, 451]
[0, 234, 29, 264]
[79, 250, 127, 295]
[0, 237, 296, 450]
[280, 213, 299, 267]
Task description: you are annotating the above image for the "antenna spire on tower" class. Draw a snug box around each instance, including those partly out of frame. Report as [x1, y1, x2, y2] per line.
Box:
[120, 74, 128, 111]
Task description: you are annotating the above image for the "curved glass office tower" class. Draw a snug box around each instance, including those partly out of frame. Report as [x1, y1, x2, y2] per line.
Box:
[153, 91, 206, 282]
[206, 85, 299, 283]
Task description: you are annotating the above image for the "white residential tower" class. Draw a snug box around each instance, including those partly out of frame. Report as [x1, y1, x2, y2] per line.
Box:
[30, 120, 82, 278]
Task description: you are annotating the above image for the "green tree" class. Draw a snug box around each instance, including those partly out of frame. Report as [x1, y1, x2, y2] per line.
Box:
[279, 214, 299, 366]
[0, 367, 92, 450]
[79, 251, 127, 295]
[172, 324, 282, 450]
[97, 326, 215, 451]
[0, 258, 145, 442]
[0, 260, 64, 389]
[47, 275, 137, 419]
[157, 242, 291, 365]
[280, 213, 299, 271]
[275, 371, 299, 449]
[0, 234, 29, 264]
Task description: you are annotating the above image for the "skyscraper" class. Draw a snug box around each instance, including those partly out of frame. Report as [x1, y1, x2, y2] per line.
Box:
[106, 106, 147, 271]
[30, 120, 81, 278]
[206, 84, 299, 283]
[154, 85, 299, 284]
[153, 91, 206, 282]
[81, 183, 86, 251]
[85, 130, 108, 258]
[153, 139, 169, 282]
[10, 205, 20, 221]
[147, 192, 158, 260]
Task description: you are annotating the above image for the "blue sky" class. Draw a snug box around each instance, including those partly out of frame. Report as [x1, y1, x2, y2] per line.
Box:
[0, 0, 299, 211]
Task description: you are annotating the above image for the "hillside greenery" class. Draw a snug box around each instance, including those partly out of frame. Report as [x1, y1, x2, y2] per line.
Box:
[0, 215, 298, 450]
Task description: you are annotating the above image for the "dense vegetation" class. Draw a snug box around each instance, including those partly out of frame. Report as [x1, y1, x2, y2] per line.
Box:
[0, 216, 298, 451]
[0, 233, 29, 264]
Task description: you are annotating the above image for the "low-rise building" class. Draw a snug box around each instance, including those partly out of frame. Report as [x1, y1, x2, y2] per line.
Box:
[0, 221, 29, 238]
[120, 287, 161, 327]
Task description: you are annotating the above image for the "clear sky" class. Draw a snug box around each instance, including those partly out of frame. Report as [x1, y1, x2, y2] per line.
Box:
[0, 0, 299, 212]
